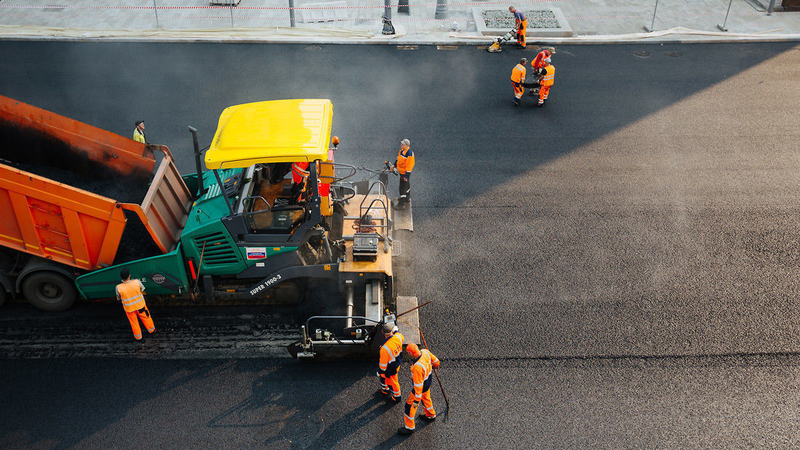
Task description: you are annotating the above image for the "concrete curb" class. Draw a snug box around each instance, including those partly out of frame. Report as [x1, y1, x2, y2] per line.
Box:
[0, 25, 798, 45]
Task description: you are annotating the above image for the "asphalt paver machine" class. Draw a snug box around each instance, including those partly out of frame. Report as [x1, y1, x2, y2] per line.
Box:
[69, 99, 418, 359]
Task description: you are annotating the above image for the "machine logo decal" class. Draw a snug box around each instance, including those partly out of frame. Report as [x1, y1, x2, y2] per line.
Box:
[250, 274, 282, 296]
[152, 274, 166, 284]
[246, 247, 267, 260]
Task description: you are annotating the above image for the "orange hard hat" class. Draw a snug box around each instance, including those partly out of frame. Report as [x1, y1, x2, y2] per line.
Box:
[406, 343, 421, 358]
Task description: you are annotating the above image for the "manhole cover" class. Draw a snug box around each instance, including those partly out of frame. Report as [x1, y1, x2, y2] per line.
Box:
[664, 51, 683, 57]
[280, 412, 324, 448]
[632, 50, 651, 58]
[304, 45, 322, 52]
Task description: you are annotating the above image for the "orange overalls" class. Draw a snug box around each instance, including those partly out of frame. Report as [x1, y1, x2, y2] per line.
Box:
[532, 49, 552, 70]
[396, 147, 415, 203]
[514, 10, 527, 48]
[379, 331, 405, 398]
[538, 64, 555, 105]
[403, 349, 440, 431]
[116, 279, 155, 340]
[511, 63, 526, 103]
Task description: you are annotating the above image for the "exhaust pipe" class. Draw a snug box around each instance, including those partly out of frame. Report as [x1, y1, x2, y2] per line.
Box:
[188, 126, 206, 198]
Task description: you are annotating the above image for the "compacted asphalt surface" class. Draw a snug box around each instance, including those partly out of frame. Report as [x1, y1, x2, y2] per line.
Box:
[1, 42, 799, 449]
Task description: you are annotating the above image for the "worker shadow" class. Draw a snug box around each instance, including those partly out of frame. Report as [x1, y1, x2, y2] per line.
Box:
[301, 392, 398, 449]
[206, 360, 396, 449]
[370, 418, 435, 450]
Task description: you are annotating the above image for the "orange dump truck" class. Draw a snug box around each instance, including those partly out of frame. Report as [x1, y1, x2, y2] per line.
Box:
[0, 95, 191, 311]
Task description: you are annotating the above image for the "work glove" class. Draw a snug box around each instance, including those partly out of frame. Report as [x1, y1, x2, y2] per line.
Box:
[433, 361, 440, 369]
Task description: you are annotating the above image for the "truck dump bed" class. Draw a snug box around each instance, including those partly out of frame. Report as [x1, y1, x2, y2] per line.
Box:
[0, 95, 193, 271]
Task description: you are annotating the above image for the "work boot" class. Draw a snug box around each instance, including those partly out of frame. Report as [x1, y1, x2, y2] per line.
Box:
[397, 427, 414, 435]
[420, 414, 436, 421]
[513, 99, 520, 106]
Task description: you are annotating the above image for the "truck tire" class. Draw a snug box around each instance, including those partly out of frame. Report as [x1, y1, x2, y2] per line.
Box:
[22, 272, 76, 312]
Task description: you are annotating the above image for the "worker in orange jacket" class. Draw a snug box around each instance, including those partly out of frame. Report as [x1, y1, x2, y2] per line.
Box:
[115, 267, 155, 341]
[532, 49, 553, 70]
[536, 58, 555, 107]
[397, 343, 440, 435]
[378, 323, 405, 402]
[389, 139, 415, 209]
[508, 6, 527, 48]
[290, 161, 310, 204]
[511, 57, 527, 106]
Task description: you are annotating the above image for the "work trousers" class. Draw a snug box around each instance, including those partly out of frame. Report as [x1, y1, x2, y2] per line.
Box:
[399, 174, 411, 203]
[516, 20, 527, 47]
[126, 307, 155, 340]
[403, 378, 435, 430]
[539, 85, 552, 104]
[513, 82, 524, 100]
[380, 373, 401, 397]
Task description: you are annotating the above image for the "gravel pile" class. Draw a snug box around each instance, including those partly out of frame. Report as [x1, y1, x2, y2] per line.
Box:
[481, 9, 560, 29]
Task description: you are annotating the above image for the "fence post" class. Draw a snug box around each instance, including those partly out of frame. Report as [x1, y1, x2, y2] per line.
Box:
[643, 0, 660, 32]
[717, 0, 734, 31]
[767, 0, 777, 14]
[153, 0, 160, 29]
[385, 0, 392, 19]
[289, 0, 296, 26]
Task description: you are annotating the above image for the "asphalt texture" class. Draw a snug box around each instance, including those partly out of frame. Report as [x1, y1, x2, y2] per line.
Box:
[1, 41, 800, 449]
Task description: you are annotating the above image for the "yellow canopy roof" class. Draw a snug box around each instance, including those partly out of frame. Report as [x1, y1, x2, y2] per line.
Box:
[205, 99, 333, 170]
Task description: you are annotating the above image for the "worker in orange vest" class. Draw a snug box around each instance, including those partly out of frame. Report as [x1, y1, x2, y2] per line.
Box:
[508, 6, 527, 48]
[536, 58, 555, 107]
[511, 57, 527, 106]
[115, 267, 155, 341]
[397, 343, 440, 435]
[389, 139, 415, 209]
[378, 323, 405, 402]
[290, 161, 310, 204]
[531, 49, 553, 70]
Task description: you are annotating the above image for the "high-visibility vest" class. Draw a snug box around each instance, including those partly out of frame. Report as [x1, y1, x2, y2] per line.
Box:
[117, 280, 146, 312]
[379, 332, 405, 374]
[540, 65, 555, 87]
[511, 64, 526, 83]
[291, 162, 310, 184]
[532, 50, 551, 69]
[396, 148, 415, 175]
[133, 129, 145, 144]
[411, 349, 440, 399]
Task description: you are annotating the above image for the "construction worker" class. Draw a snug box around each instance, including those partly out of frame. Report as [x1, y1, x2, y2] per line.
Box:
[388, 139, 414, 209]
[378, 323, 405, 402]
[398, 343, 440, 435]
[508, 6, 527, 48]
[115, 267, 155, 341]
[511, 57, 527, 106]
[532, 49, 553, 71]
[132, 120, 146, 144]
[289, 161, 310, 204]
[536, 58, 555, 107]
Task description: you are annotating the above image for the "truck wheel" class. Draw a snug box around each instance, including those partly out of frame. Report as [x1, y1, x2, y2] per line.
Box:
[22, 272, 76, 312]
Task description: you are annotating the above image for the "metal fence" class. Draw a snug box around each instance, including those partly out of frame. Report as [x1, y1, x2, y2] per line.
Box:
[0, 0, 796, 36]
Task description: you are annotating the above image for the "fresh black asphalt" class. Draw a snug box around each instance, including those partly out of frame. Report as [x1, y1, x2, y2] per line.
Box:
[1, 41, 799, 449]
